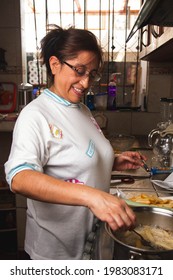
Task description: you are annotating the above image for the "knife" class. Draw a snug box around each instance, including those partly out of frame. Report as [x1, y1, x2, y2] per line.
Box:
[111, 174, 151, 180]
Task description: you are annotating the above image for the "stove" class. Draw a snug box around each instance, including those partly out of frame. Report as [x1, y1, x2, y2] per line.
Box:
[82, 221, 114, 260]
[82, 168, 173, 260]
[82, 221, 171, 260]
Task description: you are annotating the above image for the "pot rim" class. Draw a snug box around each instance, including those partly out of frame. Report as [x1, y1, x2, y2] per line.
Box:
[131, 205, 173, 216]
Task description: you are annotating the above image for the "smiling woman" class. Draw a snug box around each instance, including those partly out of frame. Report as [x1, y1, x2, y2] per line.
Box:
[5, 24, 143, 260]
[40, 25, 103, 82]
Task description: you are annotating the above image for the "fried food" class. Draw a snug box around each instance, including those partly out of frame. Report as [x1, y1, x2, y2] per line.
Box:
[137, 225, 173, 250]
[129, 193, 173, 209]
[121, 225, 173, 250]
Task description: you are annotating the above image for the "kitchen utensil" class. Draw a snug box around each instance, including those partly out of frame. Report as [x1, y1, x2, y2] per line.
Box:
[139, 152, 150, 172]
[132, 229, 154, 249]
[111, 174, 151, 180]
[18, 83, 33, 112]
[141, 160, 150, 172]
[111, 176, 135, 185]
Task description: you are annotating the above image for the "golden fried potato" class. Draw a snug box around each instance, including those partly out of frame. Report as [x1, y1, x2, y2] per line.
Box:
[129, 193, 173, 209]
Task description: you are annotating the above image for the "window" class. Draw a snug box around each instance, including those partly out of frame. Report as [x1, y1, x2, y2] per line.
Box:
[24, 0, 141, 107]
[25, 0, 140, 54]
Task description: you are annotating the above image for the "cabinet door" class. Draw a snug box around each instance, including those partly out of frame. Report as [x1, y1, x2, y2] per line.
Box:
[0, 188, 15, 208]
[0, 231, 17, 259]
[0, 210, 16, 230]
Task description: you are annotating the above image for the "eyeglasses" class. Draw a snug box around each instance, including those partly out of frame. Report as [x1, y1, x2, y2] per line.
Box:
[63, 61, 101, 82]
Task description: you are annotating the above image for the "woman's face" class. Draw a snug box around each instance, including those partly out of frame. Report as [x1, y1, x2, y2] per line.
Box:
[49, 51, 100, 103]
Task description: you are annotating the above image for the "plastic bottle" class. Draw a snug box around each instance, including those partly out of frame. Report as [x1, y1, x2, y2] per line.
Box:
[151, 167, 173, 175]
[107, 73, 116, 110]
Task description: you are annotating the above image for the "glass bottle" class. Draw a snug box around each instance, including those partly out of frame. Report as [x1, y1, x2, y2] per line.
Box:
[160, 97, 173, 124]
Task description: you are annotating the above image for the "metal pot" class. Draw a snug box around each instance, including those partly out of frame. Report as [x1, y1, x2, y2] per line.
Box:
[18, 83, 33, 112]
[105, 206, 173, 260]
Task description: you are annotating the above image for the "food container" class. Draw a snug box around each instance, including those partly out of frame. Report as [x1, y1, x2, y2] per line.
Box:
[18, 83, 33, 112]
[105, 206, 173, 260]
[94, 92, 107, 111]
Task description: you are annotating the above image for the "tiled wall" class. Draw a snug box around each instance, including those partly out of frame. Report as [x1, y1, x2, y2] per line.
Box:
[0, 0, 25, 85]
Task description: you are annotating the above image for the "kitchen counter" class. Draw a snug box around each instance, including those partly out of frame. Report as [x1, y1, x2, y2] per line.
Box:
[0, 113, 17, 132]
[110, 149, 173, 200]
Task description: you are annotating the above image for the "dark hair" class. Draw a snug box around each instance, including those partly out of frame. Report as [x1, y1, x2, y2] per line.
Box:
[40, 25, 103, 83]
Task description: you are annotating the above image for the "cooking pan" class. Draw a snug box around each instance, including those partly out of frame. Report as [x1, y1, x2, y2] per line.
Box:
[105, 206, 173, 260]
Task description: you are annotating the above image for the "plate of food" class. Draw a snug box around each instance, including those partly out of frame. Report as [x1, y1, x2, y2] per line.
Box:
[125, 192, 173, 210]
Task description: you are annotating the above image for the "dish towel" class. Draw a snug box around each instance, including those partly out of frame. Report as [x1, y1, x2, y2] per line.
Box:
[152, 172, 173, 190]
[160, 123, 173, 137]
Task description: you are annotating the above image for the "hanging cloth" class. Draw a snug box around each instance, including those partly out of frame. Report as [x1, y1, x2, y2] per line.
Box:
[33, 0, 41, 92]
[59, 0, 62, 26]
[160, 124, 173, 137]
[45, 0, 49, 28]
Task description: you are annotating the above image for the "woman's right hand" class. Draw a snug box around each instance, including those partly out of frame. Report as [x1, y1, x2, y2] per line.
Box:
[87, 190, 136, 231]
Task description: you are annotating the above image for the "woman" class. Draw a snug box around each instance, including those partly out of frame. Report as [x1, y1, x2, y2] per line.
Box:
[5, 25, 145, 260]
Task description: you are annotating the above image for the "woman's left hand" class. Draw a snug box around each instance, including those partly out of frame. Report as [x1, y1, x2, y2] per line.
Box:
[113, 151, 147, 171]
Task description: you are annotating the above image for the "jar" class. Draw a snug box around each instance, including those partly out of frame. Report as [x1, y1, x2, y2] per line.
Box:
[160, 97, 173, 124]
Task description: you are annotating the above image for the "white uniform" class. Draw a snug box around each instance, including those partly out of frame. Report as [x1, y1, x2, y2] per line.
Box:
[5, 89, 114, 259]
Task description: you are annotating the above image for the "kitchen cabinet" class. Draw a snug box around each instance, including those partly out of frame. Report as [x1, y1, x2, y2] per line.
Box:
[0, 131, 26, 259]
[126, 0, 173, 114]
[131, 25, 173, 117]
[139, 27, 173, 62]
[138, 26, 173, 114]
[127, 0, 173, 62]
[0, 165, 18, 259]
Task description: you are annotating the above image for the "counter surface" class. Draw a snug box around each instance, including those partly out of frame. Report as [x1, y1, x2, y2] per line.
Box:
[0, 113, 17, 132]
[110, 149, 173, 201]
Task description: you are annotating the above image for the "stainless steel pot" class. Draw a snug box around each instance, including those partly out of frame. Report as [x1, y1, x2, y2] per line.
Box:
[18, 83, 33, 112]
[105, 206, 173, 260]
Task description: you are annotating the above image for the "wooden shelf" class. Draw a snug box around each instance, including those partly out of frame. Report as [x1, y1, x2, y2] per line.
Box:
[0, 66, 22, 75]
[0, 207, 16, 211]
[0, 228, 17, 233]
[139, 27, 173, 62]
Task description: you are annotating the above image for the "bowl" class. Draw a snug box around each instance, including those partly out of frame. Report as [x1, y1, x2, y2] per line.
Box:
[109, 134, 135, 151]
